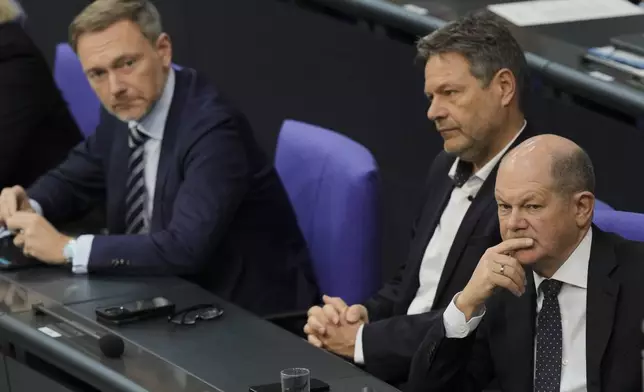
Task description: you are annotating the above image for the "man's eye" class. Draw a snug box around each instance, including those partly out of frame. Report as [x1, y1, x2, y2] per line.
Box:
[88, 70, 105, 79]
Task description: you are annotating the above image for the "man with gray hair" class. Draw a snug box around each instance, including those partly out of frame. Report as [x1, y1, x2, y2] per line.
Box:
[304, 10, 537, 385]
[407, 134, 644, 392]
[0, 0, 318, 316]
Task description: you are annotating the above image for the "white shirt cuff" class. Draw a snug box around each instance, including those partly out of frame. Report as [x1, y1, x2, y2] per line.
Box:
[71, 235, 94, 274]
[354, 324, 365, 364]
[29, 199, 43, 216]
[443, 293, 486, 338]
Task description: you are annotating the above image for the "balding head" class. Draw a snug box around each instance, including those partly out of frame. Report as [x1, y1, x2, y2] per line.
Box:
[495, 134, 595, 276]
[501, 134, 595, 196]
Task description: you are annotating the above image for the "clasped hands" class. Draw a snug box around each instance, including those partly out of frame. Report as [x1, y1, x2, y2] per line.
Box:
[303, 295, 369, 359]
[0, 186, 70, 264]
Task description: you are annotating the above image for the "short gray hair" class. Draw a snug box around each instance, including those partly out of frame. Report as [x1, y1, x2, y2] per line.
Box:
[551, 148, 595, 196]
[69, 0, 162, 53]
[416, 10, 528, 108]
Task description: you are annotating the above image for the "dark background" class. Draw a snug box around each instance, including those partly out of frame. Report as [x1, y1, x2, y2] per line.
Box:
[19, 0, 644, 282]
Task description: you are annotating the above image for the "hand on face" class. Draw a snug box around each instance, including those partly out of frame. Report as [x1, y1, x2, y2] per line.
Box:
[303, 295, 369, 358]
[456, 238, 534, 320]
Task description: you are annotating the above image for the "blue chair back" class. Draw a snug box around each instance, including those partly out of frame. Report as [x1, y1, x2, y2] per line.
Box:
[53, 43, 101, 137]
[594, 199, 614, 211]
[593, 209, 644, 242]
[275, 120, 381, 305]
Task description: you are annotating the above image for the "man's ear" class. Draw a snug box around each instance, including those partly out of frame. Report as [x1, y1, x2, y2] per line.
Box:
[574, 191, 594, 227]
[155, 33, 172, 69]
[494, 68, 516, 108]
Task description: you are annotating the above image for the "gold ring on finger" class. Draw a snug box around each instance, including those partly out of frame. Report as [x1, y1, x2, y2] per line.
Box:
[499, 264, 505, 275]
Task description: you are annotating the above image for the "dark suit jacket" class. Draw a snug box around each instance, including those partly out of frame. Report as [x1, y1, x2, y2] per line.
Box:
[0, 22, 82, 189]
[28, 67, 319, 316]
[407, 227, 644, 392]
[360, 127, 533, 383]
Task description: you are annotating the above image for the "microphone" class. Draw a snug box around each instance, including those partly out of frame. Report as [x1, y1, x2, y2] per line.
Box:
[98, 334, 125, 359]
[32, 304, 125, 358]
[467, 195, 474, 202]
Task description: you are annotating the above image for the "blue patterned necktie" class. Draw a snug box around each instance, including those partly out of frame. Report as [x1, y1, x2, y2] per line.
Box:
[125, 122, 150, 234]
[534, 279, 564, 392]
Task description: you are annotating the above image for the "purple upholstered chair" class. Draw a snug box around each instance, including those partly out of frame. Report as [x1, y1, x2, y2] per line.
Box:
[593, 209, 644, 242]
[53, 43, 101, 138]
[275, 120, 381, 305]
[594, 199, 614, 211]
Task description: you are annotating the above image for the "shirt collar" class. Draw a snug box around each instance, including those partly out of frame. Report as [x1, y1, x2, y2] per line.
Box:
[127, 68, 175, 140]
[533, 227, 592, 291]
[448, 120, 527, 182]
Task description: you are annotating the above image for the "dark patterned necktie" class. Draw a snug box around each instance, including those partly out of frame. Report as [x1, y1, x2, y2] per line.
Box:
[453, 159, 473, 187]
[125, 122, 150, 234]
[534, 279, 564, 392]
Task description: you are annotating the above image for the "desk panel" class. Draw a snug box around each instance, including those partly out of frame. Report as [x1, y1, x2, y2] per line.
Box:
[0, 272, 399, 391]
[329, 376, 401, 392]
[5, 357, 73, 392]
[0, 269, 186, 307]
[65, 285, 400, 391]
[1, 300, 220, 391]
[0, 275, 59, 315]
[0, 355, 9, 392]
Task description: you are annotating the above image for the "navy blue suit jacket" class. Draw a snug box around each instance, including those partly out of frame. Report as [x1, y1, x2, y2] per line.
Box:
[28, 68, 319, 315]
[360, 126, 534, 385]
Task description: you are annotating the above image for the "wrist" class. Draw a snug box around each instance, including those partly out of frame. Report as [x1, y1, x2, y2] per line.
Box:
[61, 236, 75, 264]
[455, 290, 483, 321]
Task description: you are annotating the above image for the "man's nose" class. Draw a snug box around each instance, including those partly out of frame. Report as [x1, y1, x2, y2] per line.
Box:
[108, 72, 127, 98]
[427, 98, 448, 122]
[507, 210, 528, 231]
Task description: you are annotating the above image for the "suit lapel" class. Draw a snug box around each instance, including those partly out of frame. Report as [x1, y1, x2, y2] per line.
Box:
[397, 171, 454, 310]
[433, 126, 534, 305]
[586, 228, 619, 392]
[433, 175, 496, 303]
[501, 271, 537, 391]
[150, 69, 189, 230]
[110, 120, 131, 233]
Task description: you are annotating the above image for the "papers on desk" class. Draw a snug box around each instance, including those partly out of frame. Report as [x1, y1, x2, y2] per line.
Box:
[488, 0, 644, 27]
[585, 46, 644, 80]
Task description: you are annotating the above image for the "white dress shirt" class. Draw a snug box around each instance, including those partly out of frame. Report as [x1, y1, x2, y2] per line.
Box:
[354, 121, 526, 364]
[31, 69, 176, 274]
[443, 228, 591, 392]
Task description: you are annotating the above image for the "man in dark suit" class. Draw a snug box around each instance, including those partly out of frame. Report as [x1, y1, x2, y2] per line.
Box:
[0, 1, 82, 189]
[0, 0, 318, 316]
[407, 134, 644, 392]
[303, 11, 535, 385]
